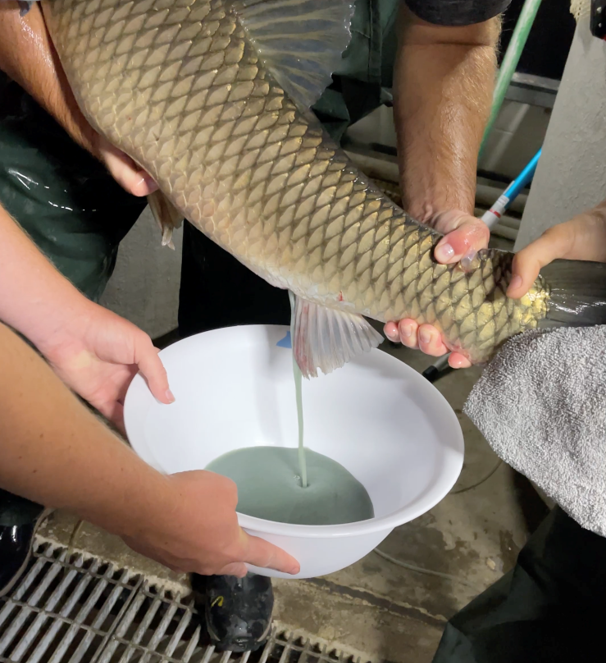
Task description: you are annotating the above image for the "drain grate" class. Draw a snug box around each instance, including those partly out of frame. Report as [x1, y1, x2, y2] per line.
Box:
[0, 543, 370, 663]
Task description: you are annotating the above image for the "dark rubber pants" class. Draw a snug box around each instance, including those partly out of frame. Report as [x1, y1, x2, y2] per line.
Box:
[431, 507, 606, 662]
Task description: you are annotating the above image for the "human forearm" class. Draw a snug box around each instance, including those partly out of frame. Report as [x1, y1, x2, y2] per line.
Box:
[0, 321, 170, 538]
[394, 7, 500, 219]
[0, 202, 172, 426]
[0, 1, 98, 153]
[0, 202, 95, 353]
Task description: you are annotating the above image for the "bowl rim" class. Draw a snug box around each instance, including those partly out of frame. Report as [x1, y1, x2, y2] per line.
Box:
[125, 324, 464, 539]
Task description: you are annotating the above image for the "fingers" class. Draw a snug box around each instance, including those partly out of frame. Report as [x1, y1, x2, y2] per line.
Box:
[435, 220, 490, 265]
[384, 321, 399, 342]
[397, 319, 417, 347]
[134, 337, 174, 405]
[97, 138, 158, 197]
[384, 318, 417, 346]
[384, 321, 471, 369]
[416, 324, 449, 357]
[242, 532, 300, 575]
[385, 320, 449, 355]
[507, 226, 570, 299]
[448, 353, 471, 369]
[428, 211, 490, 265]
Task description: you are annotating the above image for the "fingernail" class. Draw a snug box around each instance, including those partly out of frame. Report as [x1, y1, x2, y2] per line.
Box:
[402, 324, 413, 338]
[165, 389, 175, 403]
[509, 275, 522, 292]
[419, 330, 431, 345]
[385, 328, 399, 342]
[138, 175, 157, 191]
[435, 243, 455, 262]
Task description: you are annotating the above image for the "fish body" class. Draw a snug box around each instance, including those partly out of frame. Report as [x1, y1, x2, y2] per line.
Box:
[40, 0, 594, 376]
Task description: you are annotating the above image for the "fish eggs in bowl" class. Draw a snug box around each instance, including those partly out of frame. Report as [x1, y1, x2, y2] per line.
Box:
[124, 325, 464, 579]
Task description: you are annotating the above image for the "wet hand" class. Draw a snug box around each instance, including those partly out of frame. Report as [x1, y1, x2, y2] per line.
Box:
[39, 302, 173, 430]
[122, 470, 301, 577]
[384, 210, 489, 369]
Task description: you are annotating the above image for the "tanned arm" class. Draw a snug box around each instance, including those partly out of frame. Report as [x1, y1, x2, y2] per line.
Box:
[395, 5, 500, 220]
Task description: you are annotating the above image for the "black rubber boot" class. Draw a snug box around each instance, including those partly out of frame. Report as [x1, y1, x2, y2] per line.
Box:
[193, 573, 274, 652]
[0, 523, 36, 598]
[0, 489, 51, 598]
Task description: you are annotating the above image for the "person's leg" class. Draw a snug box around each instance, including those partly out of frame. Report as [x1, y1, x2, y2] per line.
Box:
[432, 507, 606, 663]
[178, 221, 291, 336]
[0, 77, 145, 594]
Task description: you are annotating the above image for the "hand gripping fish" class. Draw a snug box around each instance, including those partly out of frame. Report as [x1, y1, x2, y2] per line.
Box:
[40, 0, 606, 376]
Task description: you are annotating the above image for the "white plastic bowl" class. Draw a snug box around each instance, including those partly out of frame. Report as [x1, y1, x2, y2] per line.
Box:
[124, 325, 464, 579]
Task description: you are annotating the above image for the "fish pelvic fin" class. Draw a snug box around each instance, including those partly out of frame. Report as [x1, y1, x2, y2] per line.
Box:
[292, 295, 383, 378]
[234, 0, 354, 110]
[147, 191, 183, 250]
[541, 259, 606, 328]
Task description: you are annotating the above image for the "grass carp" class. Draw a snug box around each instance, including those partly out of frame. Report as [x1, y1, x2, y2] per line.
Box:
[40, 0, 606, 376]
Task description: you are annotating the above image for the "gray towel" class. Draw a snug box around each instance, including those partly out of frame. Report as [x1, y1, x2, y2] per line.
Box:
[463, 326, 606, 537]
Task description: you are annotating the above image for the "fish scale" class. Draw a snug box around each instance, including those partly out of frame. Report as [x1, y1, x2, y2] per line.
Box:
[41, 0, 551, 374]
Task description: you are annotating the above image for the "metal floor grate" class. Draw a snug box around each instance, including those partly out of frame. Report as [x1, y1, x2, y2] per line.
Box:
[0, 543, 370, 663]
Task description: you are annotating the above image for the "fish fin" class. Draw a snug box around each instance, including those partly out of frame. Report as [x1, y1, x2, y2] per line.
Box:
[235, 0, 354, 110]
[541, 260, 606, 327]
[147, 191, 183, 250]
[292, 295, 383, 378]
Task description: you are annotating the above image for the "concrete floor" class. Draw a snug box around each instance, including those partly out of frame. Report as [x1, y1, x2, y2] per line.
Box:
[36, 333, 549, 663]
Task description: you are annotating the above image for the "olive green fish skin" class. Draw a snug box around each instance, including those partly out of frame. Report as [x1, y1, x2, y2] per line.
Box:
[41, 0, 550, 363]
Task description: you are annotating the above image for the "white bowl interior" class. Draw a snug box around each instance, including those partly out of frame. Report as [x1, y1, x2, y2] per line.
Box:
[124, 325, 464, 539]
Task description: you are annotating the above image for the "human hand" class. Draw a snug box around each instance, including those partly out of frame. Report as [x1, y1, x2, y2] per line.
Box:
[92, 133, 158, 197]
[384, 210, 490, 368]
[38, 301, 173, 430]
[507, 210, 606, 299]
[122, 470, 300, 577]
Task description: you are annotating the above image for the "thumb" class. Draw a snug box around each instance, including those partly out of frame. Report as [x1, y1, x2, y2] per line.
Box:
[134, 338, 174, 404]
[434, 218, 490, 265]
[242, 531, 300, 575]
[507, 225, 571, 299]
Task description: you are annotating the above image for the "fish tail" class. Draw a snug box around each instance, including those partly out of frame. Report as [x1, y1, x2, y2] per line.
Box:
[542, 260, 606, 327]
